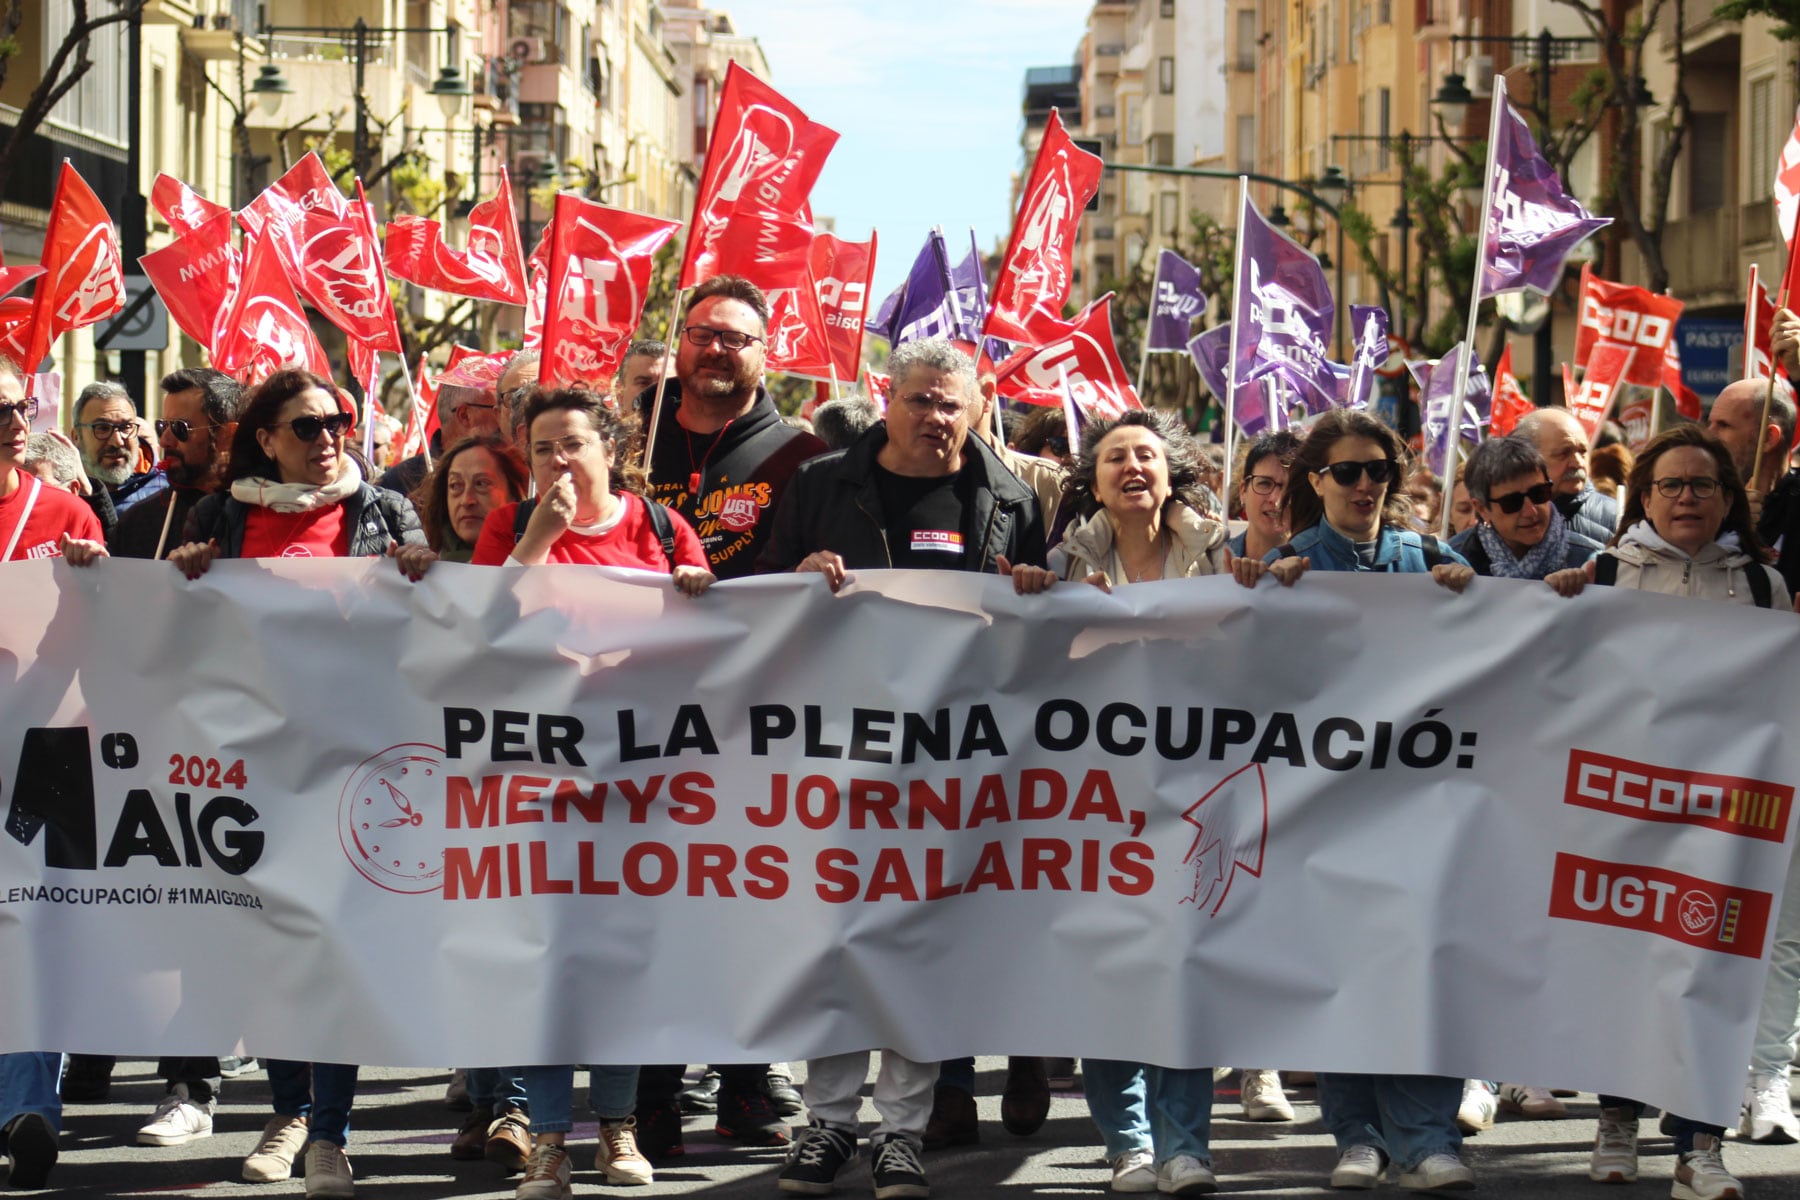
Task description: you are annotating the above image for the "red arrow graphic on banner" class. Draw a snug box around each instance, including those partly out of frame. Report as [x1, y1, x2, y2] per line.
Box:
[1180, 762, 1269, 917]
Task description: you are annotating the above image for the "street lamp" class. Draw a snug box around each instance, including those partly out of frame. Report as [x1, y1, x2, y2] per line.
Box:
[250, 64, 293, 116]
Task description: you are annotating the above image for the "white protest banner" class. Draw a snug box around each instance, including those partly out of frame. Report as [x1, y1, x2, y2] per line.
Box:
[1, 559, 1796, 1125]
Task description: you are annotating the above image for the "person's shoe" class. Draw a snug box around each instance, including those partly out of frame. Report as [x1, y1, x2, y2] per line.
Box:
[1740, 1071, 1800, 1144]
[1661, 1112, 1680, 1137]
[1497, 1083, 1567, 1119]
[1396, 1152, 1473, 1192]
[485, 1108, 532, 1173]
[1000, 1056, 1051, 1136]
[1454, 1079, 1496, 1134]
[1329, 1145, 1386, 1189]
[1673, 1132, 1742, 1200]
[921, 1085, 979, 1150]
[302, 1141, 355, 1200]
[1046, 1058, 1078, 1089]
[1590, 1106, 1640, 1184]
[137, 1084, 214, 1146]
[2, 1113, 57, 1190]
[57, 1056, 112, 1104]
[1240, 1070, 1295, 1121]
[219, 1056, 261, 1078]
[779, 1123, 858, 1195]
[870, 1135, 930, 1200]
[513, 1144, 572, 1200]
[635, 1100, 684, 1162]
[1111, 1147, 1157, 1193]
[243, 1115, 310, 1182]
[450, 1106, 494, 1162]
[445, 1068, 472, 1112]
[595, 1118, 653, 1186]
[679, 1070, 721, 1114]
[715, 1086, 790, 1145]
[1157, 1153, 1217, 1195]
[764, 1068, 806, 1119]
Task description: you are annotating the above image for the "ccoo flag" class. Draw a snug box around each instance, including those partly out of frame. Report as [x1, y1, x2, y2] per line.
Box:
[1480, 85, 1611, 298]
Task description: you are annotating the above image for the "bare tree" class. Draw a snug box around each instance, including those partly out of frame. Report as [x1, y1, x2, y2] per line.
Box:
[0, 0, 150, 199]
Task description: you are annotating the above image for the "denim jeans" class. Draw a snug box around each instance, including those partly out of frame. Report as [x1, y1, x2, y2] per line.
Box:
[1317, 1073, 1462, 1171]
[523, 1065, 639, 1133]
[1595, 1096, 1720, 1156]
[0, 1053, 62, 1147]
[266, 1060, 359, 1147]
[1081, 1059, 1211, 1165]
[466, 1068, 529, 1113]
[1752, 841, 1800, 1078]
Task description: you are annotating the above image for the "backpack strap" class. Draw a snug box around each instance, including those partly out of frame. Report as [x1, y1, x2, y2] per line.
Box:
[1273, 542, 1298, 559]
[643, 496, 679, 569]
[512, 499, 536, 545]
[1749, 562, 1774, 609]
[1415, 534, 1449, 569]
[1591, 552, 1619, 587]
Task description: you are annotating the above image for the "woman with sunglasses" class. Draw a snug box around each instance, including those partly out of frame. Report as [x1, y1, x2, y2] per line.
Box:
[169, 370, 426, 584]
[1448, 435, 1602, 582]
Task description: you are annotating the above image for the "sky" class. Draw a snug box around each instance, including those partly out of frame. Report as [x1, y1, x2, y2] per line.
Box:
[714, 0, 1097, 305]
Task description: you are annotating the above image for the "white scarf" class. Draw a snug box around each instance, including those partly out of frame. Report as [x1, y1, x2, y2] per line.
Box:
[230, 457, 363, 513]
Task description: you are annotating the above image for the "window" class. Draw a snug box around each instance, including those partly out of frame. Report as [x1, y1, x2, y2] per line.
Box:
[1689, 112, 1728, 212]
[1159, 56, 1175, 94]
[1750, 76, 1775, 203]
[1237, 114, 1256, 172]
[1125, 96, 1143, 145]
[1378, 87, 1391, 169]
[1236, 10, 1257, 70]
[1160, 191, 1179, 235]
[1162, 0, 1176, 14]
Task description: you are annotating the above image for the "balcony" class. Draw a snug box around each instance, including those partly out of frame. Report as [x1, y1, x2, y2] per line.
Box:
[1741, 199, 1774, 250]
[1661, 206, 1739, 300]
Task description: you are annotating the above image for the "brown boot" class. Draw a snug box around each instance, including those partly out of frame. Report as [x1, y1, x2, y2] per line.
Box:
[1000, 1057, 1050, 1137]
[922, 1084, 979, 1150]
[450, 1106, 493, 1161]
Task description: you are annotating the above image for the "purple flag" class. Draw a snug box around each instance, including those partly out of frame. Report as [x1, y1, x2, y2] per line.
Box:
[1188, 325, 1279, 436]
[1235, 201, 1338, 414]
[1411, 342, 1491, 478]
[948, 232, 987, 344]
[1481, 91, 1611, 298]
[1146, 248, 1208, 352]
[867, 230, 959, 344]
[1340, 305, 1390, 410]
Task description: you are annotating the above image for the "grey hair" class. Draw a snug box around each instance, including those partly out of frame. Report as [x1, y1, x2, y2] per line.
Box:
[74, 380, 130, 424]
[438, 383, 484, 416]
[1718, 375, 1798, 454]
[885, 339, 979, 406]
[23, 432, 82, 485]
[1462, 434, 1549, 503]
[812, 393, 881, 451]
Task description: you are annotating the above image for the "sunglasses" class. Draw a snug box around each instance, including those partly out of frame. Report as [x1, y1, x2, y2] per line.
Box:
[0, 398, 39, 426]
[1319, 459, 1397, 487]
[279, 412, 356, 442]
[1488, 481, 1555, 514]
[154, 418, 217, 442]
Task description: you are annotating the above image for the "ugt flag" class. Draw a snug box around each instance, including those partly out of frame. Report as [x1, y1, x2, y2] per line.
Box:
[539, 195, 682, 389]
[385, 167, 528, 305]
[1776, 105, 1800, 244]
[20, 161, 125, 371]
[1145, 249, 1208, 353]
[993, 294, 1140, 417]
[1490, 345, 1533, 437]
[985, 109, 1103, 344]
[1480, 81, 1610, 298]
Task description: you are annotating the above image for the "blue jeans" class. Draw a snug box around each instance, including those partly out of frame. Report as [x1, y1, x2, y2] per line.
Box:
[266, 1060, 359, 1147]
[1081, 1059, 1211, 1165]
[522, 1066, 639, 1133]
[1318, 1073, 1462, 1171]
[1596, 1096, 1720, 1156]
[0, 1053, 62, 1146]
[467, 1068, 528, 1113]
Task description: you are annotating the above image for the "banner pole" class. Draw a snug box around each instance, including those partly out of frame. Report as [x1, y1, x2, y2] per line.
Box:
[1222, 180, 1251, 512]
[1137, 249, 1162, 399]
[402, 356, 431, 472]
[1753, 282, 1790, 488]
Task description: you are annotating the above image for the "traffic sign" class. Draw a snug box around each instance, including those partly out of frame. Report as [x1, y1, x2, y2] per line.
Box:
[92, 274, 168, 352]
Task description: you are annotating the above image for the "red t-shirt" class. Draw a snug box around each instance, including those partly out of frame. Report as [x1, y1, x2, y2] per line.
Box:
[471, 494, 708, 571]
[239, 504, 351, 559]
[0, 468, 104, 561]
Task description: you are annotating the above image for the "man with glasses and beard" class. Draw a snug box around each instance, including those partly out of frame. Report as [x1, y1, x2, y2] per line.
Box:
[112, 369, 244, 560]
[70, 380, 164, 534]
[1449, 435, 1603, 580]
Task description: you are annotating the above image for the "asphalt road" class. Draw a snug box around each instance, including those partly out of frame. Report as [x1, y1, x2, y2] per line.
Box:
[14, 1060, 1800, 1197]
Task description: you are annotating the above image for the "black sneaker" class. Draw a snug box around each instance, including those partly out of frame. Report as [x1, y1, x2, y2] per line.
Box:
[58, 1055, 113, 1104]
[764, 1069, 805, 1118]
[716, 1086, 791, 1146]
[636, 1100, 685, 1162]
[778, 1123, 856, 1195]
[871, 1135, 930, 1200]
[4, 1112, 59, 1190]
[679, 1070, 721, 1114]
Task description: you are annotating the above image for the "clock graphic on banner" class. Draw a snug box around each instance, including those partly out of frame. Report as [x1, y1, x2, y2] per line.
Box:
[338, 743, 446, 894]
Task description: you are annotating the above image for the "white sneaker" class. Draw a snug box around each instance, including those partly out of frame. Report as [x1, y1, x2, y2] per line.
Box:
[1673, 1132, 1742, 1200]
[137, 1083, 214, 1146]
[1497, 1082, 1568, 1119]
[1329, 1144, 1385, 1189]
[243, 1115, 310, 1182]
[1740, 1070, 1800, 1143]
[1589, 1106, 1639, 1184]
[596, 1118, 653, 1186]
[302, 1141, 354, 1200]
[1111, 1147, 1157, 1192]
[515, 1145, 573, 1200]
[1396, 1152, 1474, 1191]
[1240, 1069, 1294, 1121]
[1454, 1080, 1496, 1134]
[1156, 1154, 1217, 1195]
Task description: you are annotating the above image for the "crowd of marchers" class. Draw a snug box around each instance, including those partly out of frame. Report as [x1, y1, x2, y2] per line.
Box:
[4, 277, 1800, 1200]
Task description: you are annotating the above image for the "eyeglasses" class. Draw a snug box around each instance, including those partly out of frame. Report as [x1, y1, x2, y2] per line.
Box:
[1652, 476, 1722, 500]
[456, 401, 498, 414]
[77, 418, 138, 441]
[899, 393, 967, 419]
[0, 398, 39, 426]
[1245, 474, 1284, 496]
[1488, 481, 1555, 514]
[154, 418, 217, 442]
[531, 435, 602, 461]
[280, 412, 356, 442]
[1319, 459, 1397, 487]
[681, 325, 763, 351]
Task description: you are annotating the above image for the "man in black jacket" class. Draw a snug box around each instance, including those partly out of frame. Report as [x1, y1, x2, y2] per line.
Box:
[1706, 374, 1800, 596]
[112, 368, 242, 560]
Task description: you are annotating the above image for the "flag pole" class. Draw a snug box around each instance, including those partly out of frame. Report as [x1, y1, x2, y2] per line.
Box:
[1136, 249, 1162, 398]
[643, 285, 687, 468]
[1440, 76, 1508, 543]
[402, 356, 431, 472]
[1753, 280, 1791, 488]
[827, 361, 842, 402]
[1222, 179, 1252, 512]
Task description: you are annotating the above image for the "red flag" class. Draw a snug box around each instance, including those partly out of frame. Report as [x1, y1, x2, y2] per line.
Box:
[539, 194, 682, 389]
[384, 167, 528, 305]
[1777, 105, 1800, 244]
[1490, 345, 1533, 436]
[1572, 265, 1683, 388]
[764, 280, 833, 377]
[1661, 337, 1703, 420]
[0, 295, 33, 365]
[399, 356, 435, 460]
[993, 294, 1140, 416]
[21, 161, 125, 370]
[1569, 341, 1635, 443]
[140, 211, 240, 355]
[523, 226, 551, 350]
[763, 231, 877, 382]
[212, 230, 332, 385]
[1747, 265, 1778, 378]
[984, 110, 1104, 344]
[1783, 207, 1800, 312]
[863, 368, 890, 411]
[0, 244, 43, 303]
[678, 61, 839, 292]
[151, 174, 231, 237]
[238, 153, 347, 255]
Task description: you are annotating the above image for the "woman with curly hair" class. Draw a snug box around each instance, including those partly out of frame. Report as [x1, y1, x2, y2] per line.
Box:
[410, 434, 529, 562]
